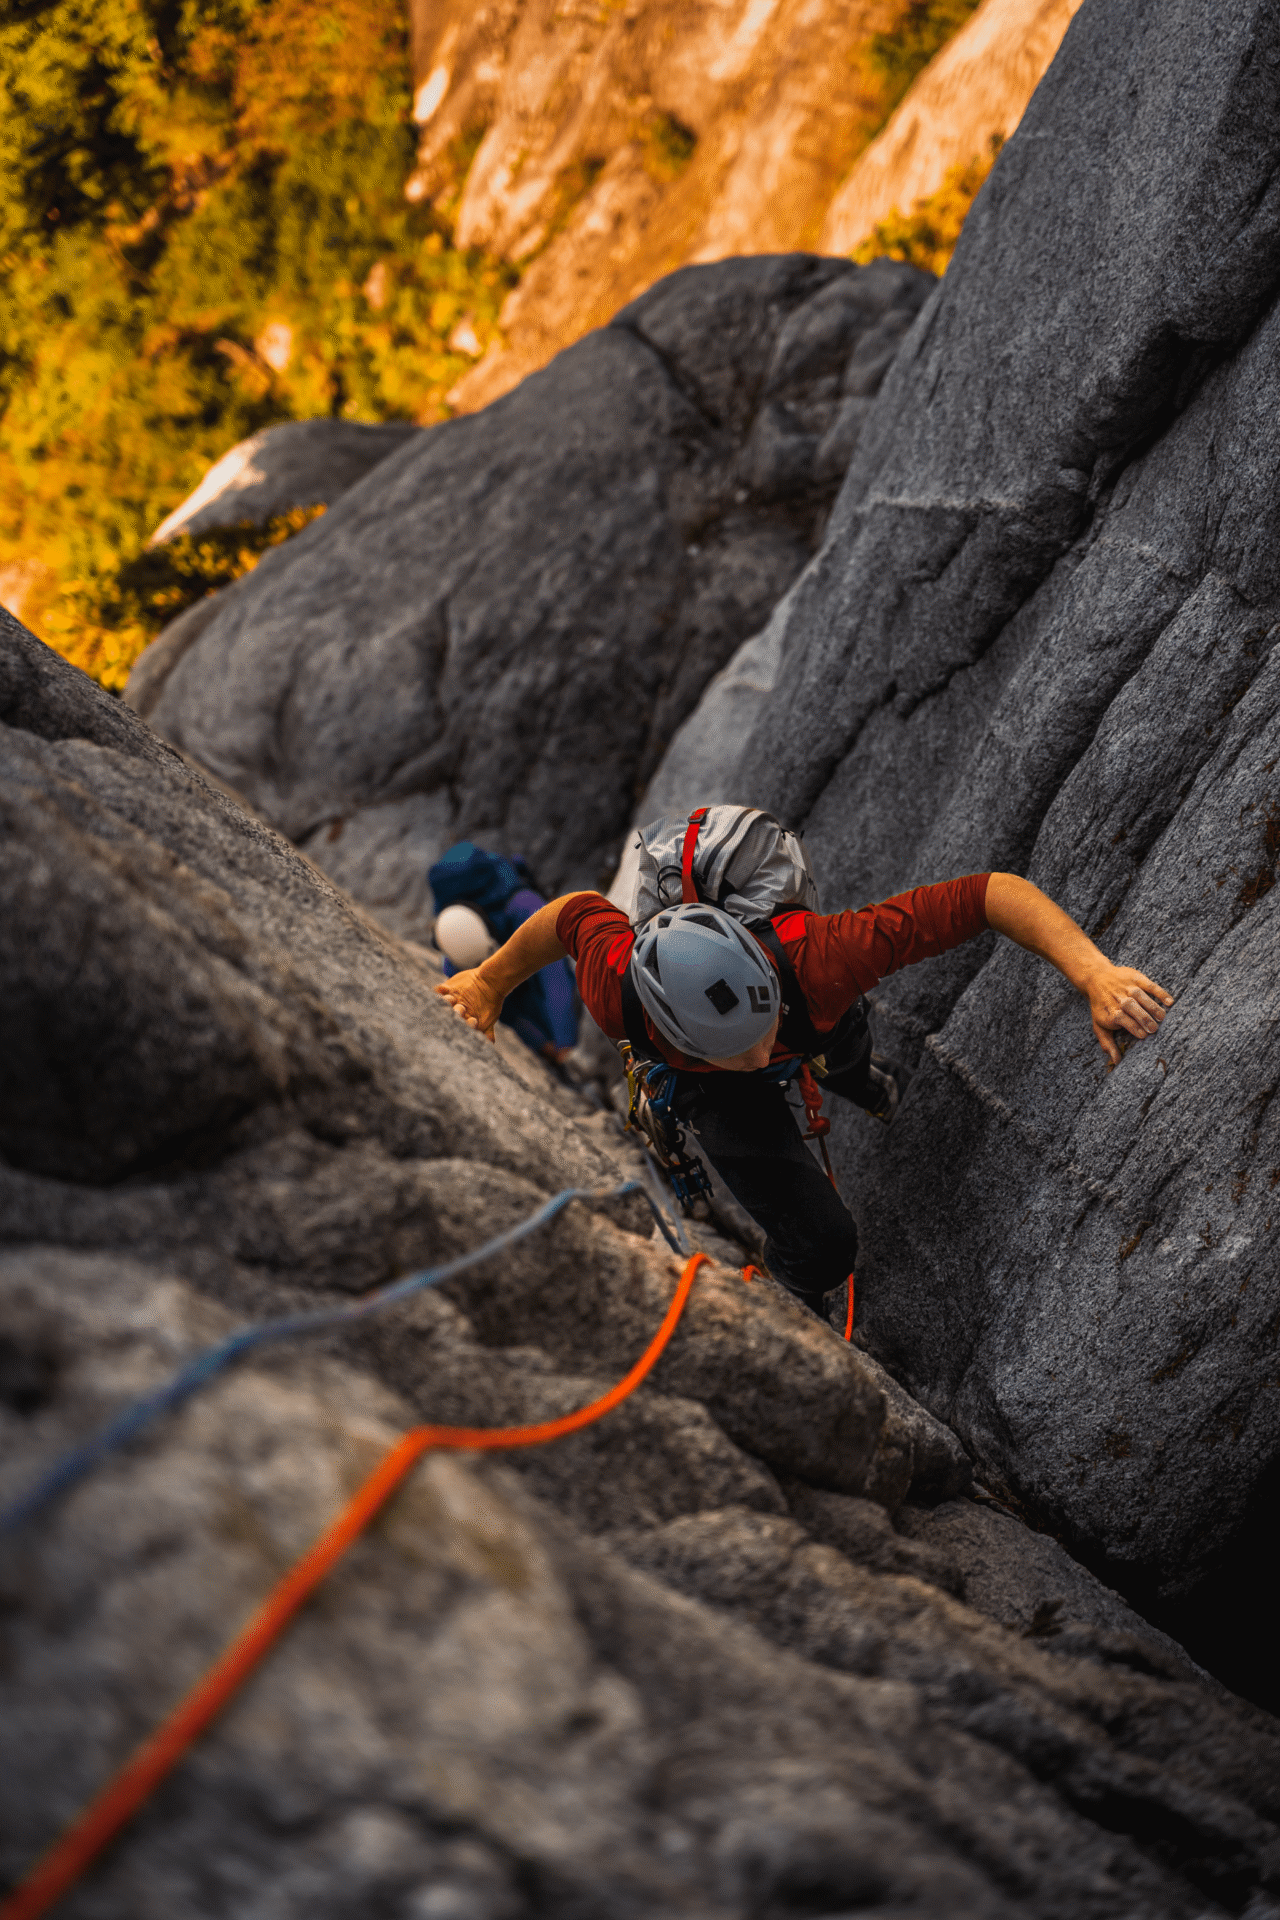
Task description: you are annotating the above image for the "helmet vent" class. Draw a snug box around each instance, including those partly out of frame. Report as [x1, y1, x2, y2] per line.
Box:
[627, 900, 777, 1060]
[704, 977, 740, 1016]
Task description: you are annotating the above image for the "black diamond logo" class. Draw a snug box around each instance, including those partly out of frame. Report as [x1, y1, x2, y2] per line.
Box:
[704, 977, 740, 1016]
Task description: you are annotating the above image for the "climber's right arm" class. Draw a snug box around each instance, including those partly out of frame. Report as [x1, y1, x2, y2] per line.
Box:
[434, 893, 591, 1041]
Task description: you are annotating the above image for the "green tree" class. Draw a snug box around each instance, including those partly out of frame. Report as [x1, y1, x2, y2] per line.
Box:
[0, 0, 514, 688]
[864, 0, 985, 132]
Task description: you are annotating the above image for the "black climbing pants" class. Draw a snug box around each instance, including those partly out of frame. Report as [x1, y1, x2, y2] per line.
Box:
[671, 1025, 881, 1318]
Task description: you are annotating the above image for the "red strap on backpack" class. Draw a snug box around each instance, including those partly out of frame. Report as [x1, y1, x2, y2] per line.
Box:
[680, 806, 709, 904]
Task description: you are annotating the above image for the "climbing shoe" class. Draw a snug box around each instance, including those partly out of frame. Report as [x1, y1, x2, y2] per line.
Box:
[865, 1054, 912, 1125]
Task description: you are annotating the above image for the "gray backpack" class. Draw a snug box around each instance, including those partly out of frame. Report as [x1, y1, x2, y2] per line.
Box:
[629, 804, 820, 928]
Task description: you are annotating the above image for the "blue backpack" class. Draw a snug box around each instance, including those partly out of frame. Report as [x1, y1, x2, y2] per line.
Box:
[428, 842, 577, 1059]
[428, 842, 538, 942]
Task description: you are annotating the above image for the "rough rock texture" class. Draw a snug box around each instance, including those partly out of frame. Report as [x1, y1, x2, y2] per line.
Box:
[126, 420, 423, 724]
[654, 0, 1280, 1677]
[137, 256, 932, 936]
[8, 1253, 1280, 1920]
[0, 606, 941, 1512]
[611, 578, 798, 907]
[124, 587, 243, 723]
[6, 614, 1280, 1914]
[408, 0, 925, 411]
[820, 0, 1083, 255]
[893, 1497, 1215, 1681]
[148, 419, 421, 545]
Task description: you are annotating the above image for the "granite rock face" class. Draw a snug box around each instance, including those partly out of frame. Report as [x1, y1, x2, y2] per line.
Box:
[406, 0, 943, 412]
[7, 1250, 1280, 1920]
[135, 255, 932, 936]
[662, 0, 1280, 1649]
[125, 420, 423, 725]
[6, 615, 1280, 1915]
[149, 418, 421, 544]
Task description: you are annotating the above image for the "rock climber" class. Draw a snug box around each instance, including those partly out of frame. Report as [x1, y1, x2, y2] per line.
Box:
[429, 840, 579, 1064]
[434, 865, 1172, 1320]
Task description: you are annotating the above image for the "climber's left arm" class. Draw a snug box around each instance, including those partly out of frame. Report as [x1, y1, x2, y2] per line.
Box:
[985, 872, 1173, 1068]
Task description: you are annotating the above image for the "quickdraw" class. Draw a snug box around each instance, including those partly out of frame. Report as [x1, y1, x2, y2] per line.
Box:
[797, 1059, 840, 1193]
[619, 1041, 713, 1211]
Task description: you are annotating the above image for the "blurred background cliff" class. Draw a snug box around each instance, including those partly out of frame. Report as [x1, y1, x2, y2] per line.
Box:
[0, 0, 1076, 692]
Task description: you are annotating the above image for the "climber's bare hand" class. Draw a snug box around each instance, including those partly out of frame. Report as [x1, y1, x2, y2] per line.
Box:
[1085, 963, 1173, 1068]
[434, 968, 503, 1043]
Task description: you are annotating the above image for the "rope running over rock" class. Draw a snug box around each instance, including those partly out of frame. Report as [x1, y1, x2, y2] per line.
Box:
[0, 1178, 687, 1539]
[0, 1252, 710, 1920]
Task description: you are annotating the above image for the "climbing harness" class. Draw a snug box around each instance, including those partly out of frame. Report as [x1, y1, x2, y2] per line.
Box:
[616, 802, 877, 1302]
[0, 1250, 709, 1920]
[616, 915, 865, 1218]
[619, 1042, 713, 1211]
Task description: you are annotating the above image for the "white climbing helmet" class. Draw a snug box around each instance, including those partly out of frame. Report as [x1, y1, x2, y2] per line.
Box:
[435, 903, 498, 969]
[629, 904, 781, 1061]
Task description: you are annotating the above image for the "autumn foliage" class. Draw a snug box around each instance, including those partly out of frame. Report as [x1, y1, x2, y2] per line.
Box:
[0, 0, 514, 687]
[853, 137, 1003, 278]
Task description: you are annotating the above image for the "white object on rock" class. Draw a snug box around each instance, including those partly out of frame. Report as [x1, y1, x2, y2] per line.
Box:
[434, 903, 498, 968]
[149, 419, 420, 546]
[414, 64, 450, 124]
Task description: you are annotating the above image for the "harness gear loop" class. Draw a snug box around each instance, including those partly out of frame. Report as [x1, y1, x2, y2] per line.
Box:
[618, 1040, 712, 1212]
[679, 806, 710, 903]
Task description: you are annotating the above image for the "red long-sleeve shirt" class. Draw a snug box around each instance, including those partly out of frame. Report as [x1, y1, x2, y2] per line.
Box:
[557, 875, 992, 1071]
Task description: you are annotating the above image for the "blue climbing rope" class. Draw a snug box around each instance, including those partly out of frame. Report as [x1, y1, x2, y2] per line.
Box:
[1, 1175, 685, 1539]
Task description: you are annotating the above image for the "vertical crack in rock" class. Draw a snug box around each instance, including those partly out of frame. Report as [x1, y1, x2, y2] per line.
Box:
[711, 0, 1280, 1685]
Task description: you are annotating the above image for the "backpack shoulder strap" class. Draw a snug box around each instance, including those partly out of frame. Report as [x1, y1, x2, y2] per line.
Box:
[619, 968, 661, 1058]
[680, 806, 710, 903]
[751, 919, 825, 1056]
[752, 917, 867, 1060]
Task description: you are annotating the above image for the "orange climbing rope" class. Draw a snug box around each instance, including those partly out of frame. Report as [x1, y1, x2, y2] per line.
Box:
[740, 1259, 852, 1336]
[1, 1254, 708, 1920]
